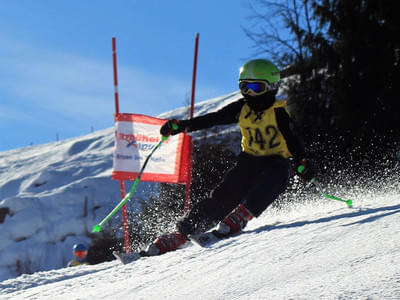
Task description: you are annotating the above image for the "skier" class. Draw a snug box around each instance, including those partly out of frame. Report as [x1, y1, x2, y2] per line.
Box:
[67, 243, 89, 267]
[144, 58, 315, 256]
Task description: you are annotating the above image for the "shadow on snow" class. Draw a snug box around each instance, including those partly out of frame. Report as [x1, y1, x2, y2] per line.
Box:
[247, 203, 400, 234]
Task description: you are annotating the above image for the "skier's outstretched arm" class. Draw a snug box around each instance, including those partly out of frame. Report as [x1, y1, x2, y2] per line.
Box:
[160, 100, 244, 137]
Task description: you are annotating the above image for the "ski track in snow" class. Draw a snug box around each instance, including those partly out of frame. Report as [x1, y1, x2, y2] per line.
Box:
[1, 194, 399, 299]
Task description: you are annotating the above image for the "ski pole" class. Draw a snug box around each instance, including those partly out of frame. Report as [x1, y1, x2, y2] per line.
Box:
[297, 165, 353, 208]
[93, 127, 177, 233]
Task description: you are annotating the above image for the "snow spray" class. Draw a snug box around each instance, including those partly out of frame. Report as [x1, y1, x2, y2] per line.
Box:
[298, 165, 353, 208]
[93, 126, 178, 233]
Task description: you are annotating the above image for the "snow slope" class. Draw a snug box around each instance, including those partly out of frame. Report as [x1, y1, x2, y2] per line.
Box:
[0, 92, 241, 281]
[1, 90, 399, 298]
[1, 191, 399, 299]
[0, 127, 118, 280]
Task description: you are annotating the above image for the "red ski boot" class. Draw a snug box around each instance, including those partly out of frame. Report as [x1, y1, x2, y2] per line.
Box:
[215, 204, 254, 237]
[143, 231, 189, 256]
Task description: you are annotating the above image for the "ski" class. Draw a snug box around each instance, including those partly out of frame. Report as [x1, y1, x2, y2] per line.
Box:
[114, 230, 233, 264]
[189, 230, 226, 248]
[113, 251, 142, 265]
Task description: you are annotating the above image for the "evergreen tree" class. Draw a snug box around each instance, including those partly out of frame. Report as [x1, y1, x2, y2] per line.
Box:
[312, 0, 400, 138]
[246, 0, 400, 155]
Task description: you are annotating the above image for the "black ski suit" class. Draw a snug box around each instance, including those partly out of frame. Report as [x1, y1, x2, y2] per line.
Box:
[175, 97, 305, 236]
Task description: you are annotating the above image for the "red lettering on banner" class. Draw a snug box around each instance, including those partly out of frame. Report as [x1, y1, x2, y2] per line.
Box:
[113, 113, 184, 183]
[118, 133, 169, 143]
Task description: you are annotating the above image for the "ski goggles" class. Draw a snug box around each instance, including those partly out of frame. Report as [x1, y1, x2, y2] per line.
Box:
[239, 80, 269, 96]
[74, 250, 87, 258]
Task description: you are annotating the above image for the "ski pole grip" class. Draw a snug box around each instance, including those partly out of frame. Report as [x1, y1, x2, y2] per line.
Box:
[161, 122, 180, 141]
[297, 164, 317, 183]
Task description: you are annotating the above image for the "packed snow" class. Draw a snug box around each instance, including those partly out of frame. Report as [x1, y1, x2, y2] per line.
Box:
[1, 192, 399, 299]
[1, 91, 400, 299]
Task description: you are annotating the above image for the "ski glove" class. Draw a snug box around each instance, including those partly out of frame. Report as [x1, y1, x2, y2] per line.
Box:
[160, 119, 183, 137]
[297, 159, 315, 182]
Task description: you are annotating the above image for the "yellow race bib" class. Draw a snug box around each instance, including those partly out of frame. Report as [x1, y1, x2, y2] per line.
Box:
[238, 100, 292, 158]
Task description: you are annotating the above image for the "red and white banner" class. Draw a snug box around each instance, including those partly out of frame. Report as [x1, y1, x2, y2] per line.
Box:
[112, 113, 190, 183]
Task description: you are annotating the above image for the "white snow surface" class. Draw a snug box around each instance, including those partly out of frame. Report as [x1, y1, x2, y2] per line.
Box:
[1, 90, 400, 299]
[1, 193, 400, 299]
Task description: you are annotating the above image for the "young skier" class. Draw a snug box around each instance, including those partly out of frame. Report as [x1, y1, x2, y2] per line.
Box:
[67, 243, 89, 267]
[143, 59, 315, 256]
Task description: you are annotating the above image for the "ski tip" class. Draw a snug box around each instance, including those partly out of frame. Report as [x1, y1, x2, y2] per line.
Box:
[113, 251, 142, 264]
[346, 199, 353, 208]
[92, 224, 101, 233]
[112, 251, 125, 264]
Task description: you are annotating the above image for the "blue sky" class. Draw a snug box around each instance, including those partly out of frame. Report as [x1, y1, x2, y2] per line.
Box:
[0, 0, 258, 151]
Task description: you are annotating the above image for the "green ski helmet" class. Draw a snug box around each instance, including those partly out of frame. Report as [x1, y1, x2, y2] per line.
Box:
[239, 59, 280, 95]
